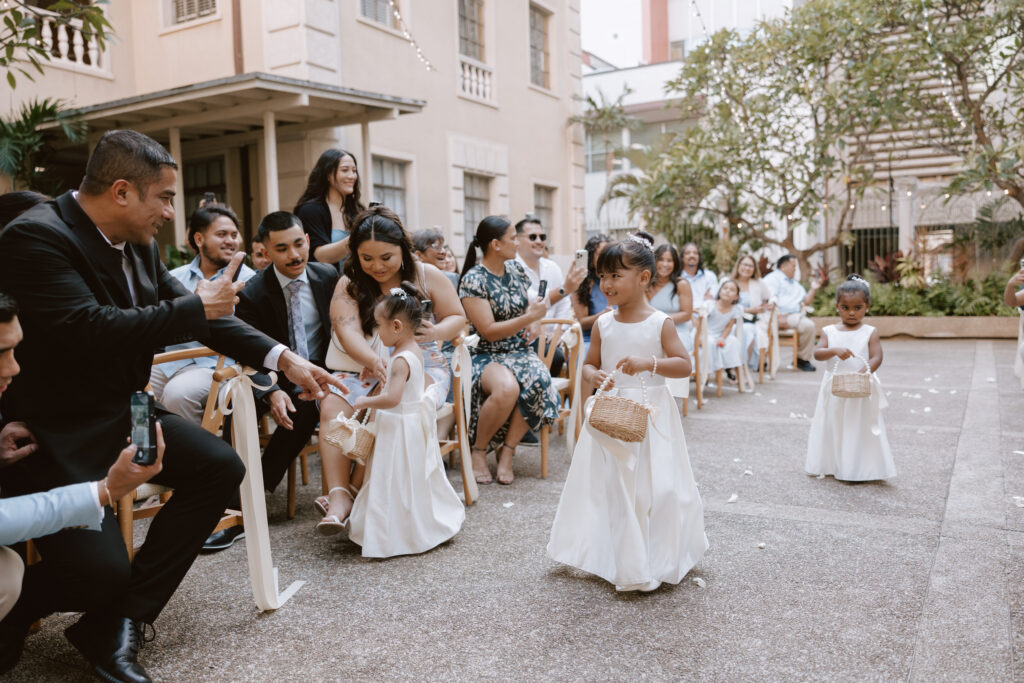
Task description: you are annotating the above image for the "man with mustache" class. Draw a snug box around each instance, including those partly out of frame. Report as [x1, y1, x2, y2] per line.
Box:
[202, 210, 338, 550]
[149, 203, 256, 424]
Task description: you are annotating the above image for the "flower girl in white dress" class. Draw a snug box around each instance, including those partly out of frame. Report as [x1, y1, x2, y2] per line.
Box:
[547, 232, 708, 592]
[806, 275, 895, 481]
[325, 283, 465, 556]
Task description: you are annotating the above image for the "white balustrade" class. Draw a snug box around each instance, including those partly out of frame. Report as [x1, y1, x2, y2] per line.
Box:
[34, 8, 110, 76]
[459, 56, 494, 103]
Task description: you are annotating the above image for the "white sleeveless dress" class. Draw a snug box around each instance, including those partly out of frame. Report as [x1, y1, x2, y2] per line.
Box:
[348, 349, 465, 557]
[805, 324, 896, 481]
[547, 311, 708, 588]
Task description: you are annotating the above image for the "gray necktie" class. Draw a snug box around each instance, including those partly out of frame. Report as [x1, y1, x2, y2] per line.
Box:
[286, 280, 309, 360]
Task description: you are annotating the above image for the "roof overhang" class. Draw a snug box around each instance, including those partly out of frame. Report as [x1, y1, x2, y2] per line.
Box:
[40, 71, 425, 145]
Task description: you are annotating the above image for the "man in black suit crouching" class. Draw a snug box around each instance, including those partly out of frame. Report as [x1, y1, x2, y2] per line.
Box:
[203, 211, 338, 549]
[0, 130, 344, 682]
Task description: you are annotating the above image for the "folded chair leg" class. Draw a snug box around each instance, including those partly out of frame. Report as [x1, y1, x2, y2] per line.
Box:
[286, 460, 297, 520]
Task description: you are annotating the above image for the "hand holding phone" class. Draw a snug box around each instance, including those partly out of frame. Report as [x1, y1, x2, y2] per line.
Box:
[130, 391, 158, 465]
[574, 249, 588, 271]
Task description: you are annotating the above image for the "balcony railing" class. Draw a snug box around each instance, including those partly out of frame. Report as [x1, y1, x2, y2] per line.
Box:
[34, 9, 111, 76]
[459, 55, 493, 103]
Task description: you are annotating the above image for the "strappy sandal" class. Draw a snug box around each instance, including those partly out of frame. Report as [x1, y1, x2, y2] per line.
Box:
[471, 447, 493, 485]
[315, 487, 353, 536]
[496, 443, 515, 485]
[314, 484, 361, 517]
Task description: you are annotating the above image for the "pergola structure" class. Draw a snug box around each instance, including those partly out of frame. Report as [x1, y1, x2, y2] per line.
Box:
[42, 72, 425, 246]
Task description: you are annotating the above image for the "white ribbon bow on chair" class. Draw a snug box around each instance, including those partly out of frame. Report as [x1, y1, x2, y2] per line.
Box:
[558, 323, 585, 453]
[217, 367, 305, 612]
[451, 337, 479, 504]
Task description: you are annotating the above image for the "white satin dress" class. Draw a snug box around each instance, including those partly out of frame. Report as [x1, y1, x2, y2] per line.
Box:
[547, 311, 708, 589]
[348, 349, 465, 557]
[805, 324, 896, 481]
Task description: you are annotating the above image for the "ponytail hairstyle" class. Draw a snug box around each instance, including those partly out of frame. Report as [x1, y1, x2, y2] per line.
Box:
[344, 205, 417, 336]
[376, 280, 426, 329]
[836, 273, 871, 304]
[576, 233, 612, 310]
[596, 230, 656, 280]
[459, 215, 512, 287]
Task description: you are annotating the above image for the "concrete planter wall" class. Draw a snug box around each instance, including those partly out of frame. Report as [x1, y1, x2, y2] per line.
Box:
[812, 316, 1019, 339]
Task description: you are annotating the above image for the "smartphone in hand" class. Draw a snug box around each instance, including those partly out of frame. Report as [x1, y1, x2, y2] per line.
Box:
[537, 280, 548, 298]
[574, 249, 588, 271]
[421, 299, 434, 318]
[130, 391, 158, 465]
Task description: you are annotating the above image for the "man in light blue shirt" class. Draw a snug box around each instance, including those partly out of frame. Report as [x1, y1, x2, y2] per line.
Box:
[762, 254, 821, 371]
[149, 204, 255, 423]
[681, 242, 719, 302]
[0, 292, 162, 624]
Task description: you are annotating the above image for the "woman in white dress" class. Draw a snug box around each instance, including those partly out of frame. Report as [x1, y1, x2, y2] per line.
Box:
[806, 275, 895, 481]
[548, 232, 707, 592]
[731, 255, 773, 370]
[320, 283, 465, 554]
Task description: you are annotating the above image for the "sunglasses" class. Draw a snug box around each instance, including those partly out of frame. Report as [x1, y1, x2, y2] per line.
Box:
[527, 233, 547, 242]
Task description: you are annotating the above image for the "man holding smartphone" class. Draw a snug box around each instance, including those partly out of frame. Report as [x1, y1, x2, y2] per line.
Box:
[0, 131, 344, 682]
[513, 215, 586, 376]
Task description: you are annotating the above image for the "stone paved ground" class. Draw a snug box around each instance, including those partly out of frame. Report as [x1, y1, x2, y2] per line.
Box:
[8, 338, 1024, 682]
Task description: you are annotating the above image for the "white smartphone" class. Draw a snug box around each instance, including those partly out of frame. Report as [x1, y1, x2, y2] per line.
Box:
[574, 249, 588, 270]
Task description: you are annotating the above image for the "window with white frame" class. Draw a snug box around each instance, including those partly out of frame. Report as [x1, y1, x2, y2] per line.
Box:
[172, 0, 216, 25]
[533, 185, 554, 230]
[670, 40, 687, 61]
[459, 0, 485, 61]
[463, 173, 490, 238]
[529, 4, 550, 89]
[372, 157, 408, 226]
[361, 0, 398, 28]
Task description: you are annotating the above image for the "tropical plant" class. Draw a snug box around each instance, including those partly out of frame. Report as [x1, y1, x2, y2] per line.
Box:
[0, 97, 86, 192]
[866, 251, 902, 285]
[895, 252, 927, 290]
[0, 0, 112, 88]
[569, 85, 641, 180]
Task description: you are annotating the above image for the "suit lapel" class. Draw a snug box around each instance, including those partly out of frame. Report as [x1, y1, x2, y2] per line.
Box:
[54, 193, 132, 308]
[263, 268, 289, 345]
[127, 245, 157, 306]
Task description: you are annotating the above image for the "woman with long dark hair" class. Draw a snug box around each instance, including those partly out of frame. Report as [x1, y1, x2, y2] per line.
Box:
[458, 216, 558, 486]
[315, 206, 465, 531]
[648, 244, 694, 351]
[570, 233, 613, 347]
[294, 148, 366, 267]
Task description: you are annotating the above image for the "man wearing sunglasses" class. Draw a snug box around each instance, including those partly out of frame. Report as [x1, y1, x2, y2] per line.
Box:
[514, 215, 586, 376]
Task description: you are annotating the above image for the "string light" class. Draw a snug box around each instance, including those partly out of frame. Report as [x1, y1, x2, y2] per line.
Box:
[387, 1, 435, 71]
[919, 0, 968, 129]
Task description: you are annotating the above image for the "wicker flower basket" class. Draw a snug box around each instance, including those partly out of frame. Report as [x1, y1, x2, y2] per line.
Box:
[588, 371, 650, 443]
[324, 408, 376, 466]
[830, 355, 872, 399]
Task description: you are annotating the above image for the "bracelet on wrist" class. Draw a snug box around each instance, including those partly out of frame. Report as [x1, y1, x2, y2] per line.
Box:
[101, 477, 112, 508]
[651, 355, 658, 376]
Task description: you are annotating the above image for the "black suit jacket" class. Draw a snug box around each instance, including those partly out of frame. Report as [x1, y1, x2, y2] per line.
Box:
[0, 191, 277, 493]
[233, 261, 338, 398]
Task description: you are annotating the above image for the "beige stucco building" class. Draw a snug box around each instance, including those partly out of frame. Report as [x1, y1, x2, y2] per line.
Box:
[3, 0, 585, 258]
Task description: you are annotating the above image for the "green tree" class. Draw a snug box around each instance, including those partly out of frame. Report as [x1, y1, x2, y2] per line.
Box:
[606, 0, 911, 279]
[0, 0, 112, 88]
[892, 0, 1024, 211]
[0, 97, 86, 192]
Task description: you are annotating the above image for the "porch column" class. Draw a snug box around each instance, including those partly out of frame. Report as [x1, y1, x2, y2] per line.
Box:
[169, 127, 186, 248]
[361, 120, 374, 202]
[263, 111, 279, 212]
[895, 177, 917, 254]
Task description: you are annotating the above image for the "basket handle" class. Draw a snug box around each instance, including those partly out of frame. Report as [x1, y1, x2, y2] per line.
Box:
[831, 352, 870, 374]
[595, 368, 649, 408]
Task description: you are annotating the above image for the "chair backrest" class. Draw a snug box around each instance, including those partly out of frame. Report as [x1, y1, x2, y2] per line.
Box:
[535, 318, 577, 375]
[150, 347, 228, 435]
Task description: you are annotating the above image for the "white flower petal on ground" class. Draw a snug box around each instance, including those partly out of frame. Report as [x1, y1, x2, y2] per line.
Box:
[924, 377, 932, 382]
[987, 377, 996, 382]
[1014, 496, 1024, 508]
[727, 493, 738, 503]
[502, 502, 514, 508]
[816, 474, 825, 479]
[692, 577, 707, 588]
[928, 389, 939, 394]
[917, 429, 926, 435]
[1013, 450, 1024, 456]
[949, 390, 957, 394]
[743, 469, 753, 476]
[923, 407, 932, 413]
[768, 399, 777, 404]
[733, 457, 741, 463]
[757, 542, 766, 549]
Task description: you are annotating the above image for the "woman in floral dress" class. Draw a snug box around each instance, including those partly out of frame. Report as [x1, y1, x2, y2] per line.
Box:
[459, 216, 559, 486]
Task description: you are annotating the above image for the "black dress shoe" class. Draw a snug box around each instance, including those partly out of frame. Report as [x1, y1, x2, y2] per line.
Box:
[65, 615, 152, 683]
[0, 618, 29, 674]
[201, 525, 245, 552]
[797, 359, 817, 372]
